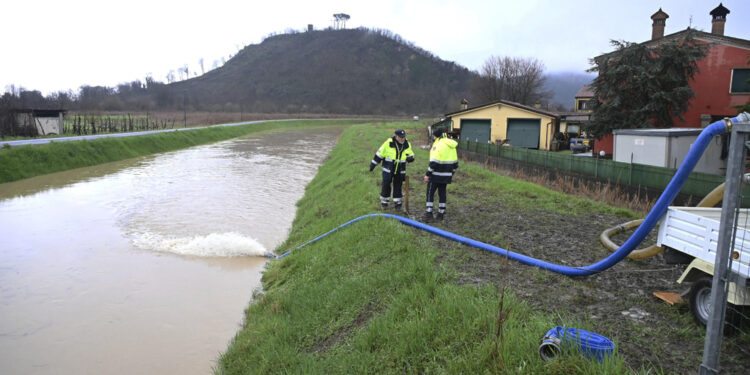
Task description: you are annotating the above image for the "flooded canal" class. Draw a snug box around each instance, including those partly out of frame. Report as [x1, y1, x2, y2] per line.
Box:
[0, 127, 339, 374]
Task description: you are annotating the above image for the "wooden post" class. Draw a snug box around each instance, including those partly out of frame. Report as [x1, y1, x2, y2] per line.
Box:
[404, 175, 410, 214]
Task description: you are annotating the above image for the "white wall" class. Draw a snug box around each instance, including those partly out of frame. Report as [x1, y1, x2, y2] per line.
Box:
[35, 117, 61, 135]
[614, 130, 726, 175]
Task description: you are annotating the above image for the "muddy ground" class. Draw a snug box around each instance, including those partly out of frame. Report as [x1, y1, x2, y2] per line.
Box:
[402, 163, 749, 374]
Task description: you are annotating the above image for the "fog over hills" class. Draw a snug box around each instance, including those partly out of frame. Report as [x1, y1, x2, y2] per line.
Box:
[544, 72, 596, 110]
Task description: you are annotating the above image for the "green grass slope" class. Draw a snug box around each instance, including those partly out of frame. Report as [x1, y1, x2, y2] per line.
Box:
[219, 122, 632, 374]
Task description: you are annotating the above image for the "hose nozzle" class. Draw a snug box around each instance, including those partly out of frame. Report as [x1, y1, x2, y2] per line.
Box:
[539, 335, 562, 361]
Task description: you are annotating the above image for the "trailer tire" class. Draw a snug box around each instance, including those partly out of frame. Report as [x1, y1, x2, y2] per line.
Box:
[688, 276, 740, 333]
[689, 276, 713, 326]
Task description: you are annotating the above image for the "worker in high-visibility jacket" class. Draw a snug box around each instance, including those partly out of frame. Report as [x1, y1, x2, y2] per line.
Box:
[369, 129, 415, 209]
[423, 128, 458, 221]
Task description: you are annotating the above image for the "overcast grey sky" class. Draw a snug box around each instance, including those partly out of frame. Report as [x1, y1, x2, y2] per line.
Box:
[3, 0, 749, 95]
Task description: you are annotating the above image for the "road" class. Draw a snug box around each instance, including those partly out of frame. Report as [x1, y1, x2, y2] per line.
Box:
[0, 120, 271, 148]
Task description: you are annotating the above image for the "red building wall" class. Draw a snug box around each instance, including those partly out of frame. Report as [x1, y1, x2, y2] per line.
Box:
[595, 40, 750, 155]
[593, 134, 613, 156]
[675, 42, 750, 127]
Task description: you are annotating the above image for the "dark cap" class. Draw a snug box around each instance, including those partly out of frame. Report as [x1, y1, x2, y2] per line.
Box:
[394, 129, 406, 137]
[432, 128, 444, 137]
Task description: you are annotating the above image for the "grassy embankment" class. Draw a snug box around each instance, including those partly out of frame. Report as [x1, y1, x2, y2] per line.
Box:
[219, 122, 636, 374]
[0, 119, 364, 184]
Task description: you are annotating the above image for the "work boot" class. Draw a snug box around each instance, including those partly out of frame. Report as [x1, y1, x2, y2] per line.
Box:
[436, 212, 444, 221]
[394, 203, 402, 211]
[422, 211, 433, 222]
[381, 202, 388, 209]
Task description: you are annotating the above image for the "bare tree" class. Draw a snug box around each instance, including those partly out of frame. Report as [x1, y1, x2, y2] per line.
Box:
[472, 56, 550, 106]
[199, 58, 205, 75]
[167, 70, 176, 83]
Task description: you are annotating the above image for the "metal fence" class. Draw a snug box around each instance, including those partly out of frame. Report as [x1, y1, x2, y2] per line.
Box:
[458, 139, 727, 199]
[699, 118, 750, 374]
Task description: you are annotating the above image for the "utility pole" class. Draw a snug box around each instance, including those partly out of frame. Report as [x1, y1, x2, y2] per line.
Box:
[183, 91, 187, 127]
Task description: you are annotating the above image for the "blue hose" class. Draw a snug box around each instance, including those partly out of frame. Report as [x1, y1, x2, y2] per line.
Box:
[539, 326, 614, 362]
[274, 116, 745, 276]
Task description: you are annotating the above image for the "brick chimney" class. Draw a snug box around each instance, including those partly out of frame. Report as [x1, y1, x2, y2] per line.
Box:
[460, 98, 468, 110]
[710, 3, 730, 36]
[651, 8, 669, 40]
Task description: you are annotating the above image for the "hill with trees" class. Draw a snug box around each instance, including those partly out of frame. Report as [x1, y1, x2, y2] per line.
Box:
[2, 27, 594, 120]
[166, 28, 475, 115]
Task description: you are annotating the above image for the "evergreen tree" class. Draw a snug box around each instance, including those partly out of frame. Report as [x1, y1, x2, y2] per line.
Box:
[584, 31, 708, 138]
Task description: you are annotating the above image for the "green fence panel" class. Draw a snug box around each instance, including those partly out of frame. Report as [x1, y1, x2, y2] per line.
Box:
[458, 140, 735, 199]
[683, 172, 725, 197]
[548, 153, 570, 170]
[632, 164, 674, 190]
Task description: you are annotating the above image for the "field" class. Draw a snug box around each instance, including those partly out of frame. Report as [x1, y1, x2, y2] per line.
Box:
[59, 111, 368, 135]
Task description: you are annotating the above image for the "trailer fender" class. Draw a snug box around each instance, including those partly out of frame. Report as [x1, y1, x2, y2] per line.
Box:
[678, 258, 750, 306]
[677, 258, 713, 284]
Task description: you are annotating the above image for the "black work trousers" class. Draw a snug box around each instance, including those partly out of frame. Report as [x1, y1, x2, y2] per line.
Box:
[425, 182, 447, 213]
[381, 172, 404, 202]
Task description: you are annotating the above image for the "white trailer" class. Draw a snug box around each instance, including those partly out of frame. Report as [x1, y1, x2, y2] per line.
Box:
[657, 206, 750, 325]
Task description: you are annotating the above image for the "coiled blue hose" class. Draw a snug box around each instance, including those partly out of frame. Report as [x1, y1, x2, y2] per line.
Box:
[274, 115, 747, 276]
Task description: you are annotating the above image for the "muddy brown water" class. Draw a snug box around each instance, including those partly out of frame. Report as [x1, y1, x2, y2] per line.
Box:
[0, 128, 339, 374]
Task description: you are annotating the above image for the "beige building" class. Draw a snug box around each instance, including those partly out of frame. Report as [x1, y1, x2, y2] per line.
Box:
[443, 100, 560, 150]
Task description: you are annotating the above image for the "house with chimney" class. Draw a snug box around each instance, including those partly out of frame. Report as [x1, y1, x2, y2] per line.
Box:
[593, 3, 750, 155]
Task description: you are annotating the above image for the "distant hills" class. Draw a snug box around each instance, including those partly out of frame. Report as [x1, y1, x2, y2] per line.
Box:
[167, 28, 592, 115]
[544, 72, 596, 110]
[170, 28, 474, 116]
[10, 28, 592, 116]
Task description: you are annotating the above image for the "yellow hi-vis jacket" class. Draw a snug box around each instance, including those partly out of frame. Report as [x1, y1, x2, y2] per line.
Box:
[370, 137, 415, 175]
[426, 136, 458, 184]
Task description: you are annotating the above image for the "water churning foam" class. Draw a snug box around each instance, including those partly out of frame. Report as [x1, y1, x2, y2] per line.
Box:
[133, 232, 268, 257]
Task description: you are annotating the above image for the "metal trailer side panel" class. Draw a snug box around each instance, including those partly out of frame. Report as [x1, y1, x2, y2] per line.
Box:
[657, 206, 750, 276]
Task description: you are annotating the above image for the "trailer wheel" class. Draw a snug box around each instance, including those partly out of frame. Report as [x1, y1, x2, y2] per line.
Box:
[688, 276, 740, 333]
[689, 276, 713, 326]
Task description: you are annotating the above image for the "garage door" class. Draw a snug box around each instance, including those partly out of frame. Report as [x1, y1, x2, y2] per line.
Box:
[507, 118, 540, 149]
[460, 119, 491, 143]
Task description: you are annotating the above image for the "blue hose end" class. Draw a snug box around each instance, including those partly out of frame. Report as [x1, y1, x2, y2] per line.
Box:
[539, 326, 614, 362]
[539, 335, 562, 361]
